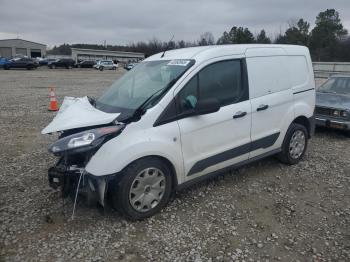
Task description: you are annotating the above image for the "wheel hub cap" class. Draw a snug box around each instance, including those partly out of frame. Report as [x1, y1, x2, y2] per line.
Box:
[289, 130, 306, 159]
[129, 168, 166, 212]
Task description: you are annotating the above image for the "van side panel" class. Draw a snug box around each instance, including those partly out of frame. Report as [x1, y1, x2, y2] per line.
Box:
[247, 54, 295, 158]
[289, 54, 316, 121]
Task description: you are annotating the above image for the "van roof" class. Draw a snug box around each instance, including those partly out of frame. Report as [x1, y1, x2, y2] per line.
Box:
[145, 44, 309, 63]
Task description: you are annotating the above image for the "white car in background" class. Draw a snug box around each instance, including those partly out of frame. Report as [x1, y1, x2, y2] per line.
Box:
[94, 60, 118, 71]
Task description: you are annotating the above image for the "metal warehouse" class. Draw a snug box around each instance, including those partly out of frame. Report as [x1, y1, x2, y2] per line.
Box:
[71, 48, 144, 63]
[0, 39, 46, 58]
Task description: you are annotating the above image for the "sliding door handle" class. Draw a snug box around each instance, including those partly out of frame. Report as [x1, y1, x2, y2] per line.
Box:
[257, 104, 269, 111]
[233, 111, 247, 119]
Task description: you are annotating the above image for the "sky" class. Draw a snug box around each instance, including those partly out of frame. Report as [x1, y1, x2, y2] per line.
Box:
[0, 0, 349, 48]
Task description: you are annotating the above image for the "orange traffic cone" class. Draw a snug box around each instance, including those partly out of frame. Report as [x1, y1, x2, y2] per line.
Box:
[49, 87, 59, 111]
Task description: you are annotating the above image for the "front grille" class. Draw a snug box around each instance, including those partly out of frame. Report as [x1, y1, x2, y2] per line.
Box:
[315, 106, 333, 116]
[315, 106, 347, 119]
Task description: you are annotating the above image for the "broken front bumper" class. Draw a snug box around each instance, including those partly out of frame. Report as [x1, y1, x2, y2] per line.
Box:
[48, 164, 111, 206]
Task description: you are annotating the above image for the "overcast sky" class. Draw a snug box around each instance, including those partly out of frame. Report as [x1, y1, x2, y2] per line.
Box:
[0, 0, 349, 47]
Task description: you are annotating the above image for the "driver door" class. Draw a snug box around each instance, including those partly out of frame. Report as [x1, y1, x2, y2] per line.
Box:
[176, 59, 252, 180]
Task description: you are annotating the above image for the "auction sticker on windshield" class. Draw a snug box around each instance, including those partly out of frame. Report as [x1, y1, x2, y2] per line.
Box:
[167, 60, 191, 66]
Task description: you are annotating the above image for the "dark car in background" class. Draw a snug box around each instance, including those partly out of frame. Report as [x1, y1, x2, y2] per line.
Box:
[38, 58, 56, 66]
[4, 58, 38, 70]
[48, 58, 75, 69]
[0, 57, 10, 69]
[315, 75, 350, 136]
[76, 60, 96, 68]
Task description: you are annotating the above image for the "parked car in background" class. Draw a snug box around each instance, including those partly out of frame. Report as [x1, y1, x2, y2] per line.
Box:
[48, 58, 75, 69]
[42, 44, 315, 220]
[76, 60, 96, 68]
[94, 60, 117, 71]
[0, 57, 10, 69]
[38, 58, 56, 66]
[315, 75, 350, 136]
[124, 63, 137, 70]
[4, 58, 38, 70]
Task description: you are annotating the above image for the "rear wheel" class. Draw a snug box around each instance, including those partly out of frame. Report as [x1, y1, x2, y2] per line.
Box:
[278, 123, 308, 165]
[111, 157, 172, 220]
[51, 65, 56, 69]
[345, 131, 350, 138]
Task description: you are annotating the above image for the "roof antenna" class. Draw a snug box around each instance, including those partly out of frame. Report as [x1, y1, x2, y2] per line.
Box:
[161, 35, 175, 58]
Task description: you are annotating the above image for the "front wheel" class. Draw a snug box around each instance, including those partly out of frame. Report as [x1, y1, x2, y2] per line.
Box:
[278, 123, 308, 165]
[111, 157, 173, 220]
[99, 66, 104, 71]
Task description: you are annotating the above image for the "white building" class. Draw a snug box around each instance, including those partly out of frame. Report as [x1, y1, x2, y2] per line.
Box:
[71, 48, 144, 63]
[0, 39, 46, 58]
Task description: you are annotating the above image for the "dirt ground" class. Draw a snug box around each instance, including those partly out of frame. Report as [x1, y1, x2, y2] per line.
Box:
[0, 68, 349, 262]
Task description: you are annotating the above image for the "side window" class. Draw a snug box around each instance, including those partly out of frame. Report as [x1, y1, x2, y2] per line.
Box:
[177, 60, 245, 114]
[199, 60, 243, 106]
[177, 75, 198, 113]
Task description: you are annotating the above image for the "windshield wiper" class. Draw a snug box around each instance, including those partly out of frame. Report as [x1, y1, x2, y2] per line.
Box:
[88, 96, 96, 107]
[129, 77, 179, 121]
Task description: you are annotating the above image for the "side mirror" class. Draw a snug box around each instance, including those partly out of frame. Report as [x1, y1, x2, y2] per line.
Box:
[194, 98, 220, 115]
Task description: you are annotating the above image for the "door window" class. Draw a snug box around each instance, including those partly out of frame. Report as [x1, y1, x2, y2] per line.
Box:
[177, 60, 246, 114]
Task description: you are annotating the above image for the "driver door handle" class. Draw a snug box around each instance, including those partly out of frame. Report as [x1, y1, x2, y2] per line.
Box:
[233, 111, 247, 119]
[257, 104, 269, 111]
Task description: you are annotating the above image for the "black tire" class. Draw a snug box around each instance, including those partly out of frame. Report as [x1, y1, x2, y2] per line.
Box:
[278, 123, 308, 165]
[111, 157, 173, 220]
[345, 131, 350, 138]
[99, 66, 104, 71]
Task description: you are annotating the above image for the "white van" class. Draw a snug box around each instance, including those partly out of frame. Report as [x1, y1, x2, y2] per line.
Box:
[42, 45, 315, 220]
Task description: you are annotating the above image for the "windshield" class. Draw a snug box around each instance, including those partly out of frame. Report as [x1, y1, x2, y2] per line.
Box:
[96, 59, 194, 115]
[319, 77, 350, 95]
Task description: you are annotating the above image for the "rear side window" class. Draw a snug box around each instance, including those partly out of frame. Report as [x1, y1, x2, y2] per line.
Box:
[177, 60, 246, 113]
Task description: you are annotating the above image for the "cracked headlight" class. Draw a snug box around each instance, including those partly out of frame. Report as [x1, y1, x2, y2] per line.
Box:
[49, 125, 124, 155]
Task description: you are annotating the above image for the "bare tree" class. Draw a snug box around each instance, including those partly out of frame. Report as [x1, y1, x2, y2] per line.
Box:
[198, 32, 215, 46]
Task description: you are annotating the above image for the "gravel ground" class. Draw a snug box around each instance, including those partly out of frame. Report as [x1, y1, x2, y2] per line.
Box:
[0, 68, 349, 262]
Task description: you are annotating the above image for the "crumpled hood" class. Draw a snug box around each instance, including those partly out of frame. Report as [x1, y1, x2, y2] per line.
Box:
[41, 96, 120, 134]
[316, 92, 350, 110]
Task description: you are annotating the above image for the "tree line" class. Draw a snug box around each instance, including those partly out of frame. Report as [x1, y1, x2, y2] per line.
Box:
[48, 9, 349, 62]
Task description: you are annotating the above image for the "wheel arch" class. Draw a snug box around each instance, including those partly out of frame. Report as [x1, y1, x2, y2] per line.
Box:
[292, 115, 313, 138]
[131, 155, 178, 189]
[107, 155, 179, 192]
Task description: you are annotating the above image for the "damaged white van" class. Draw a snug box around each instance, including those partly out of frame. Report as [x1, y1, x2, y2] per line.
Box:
[42, 44, 315, 220]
